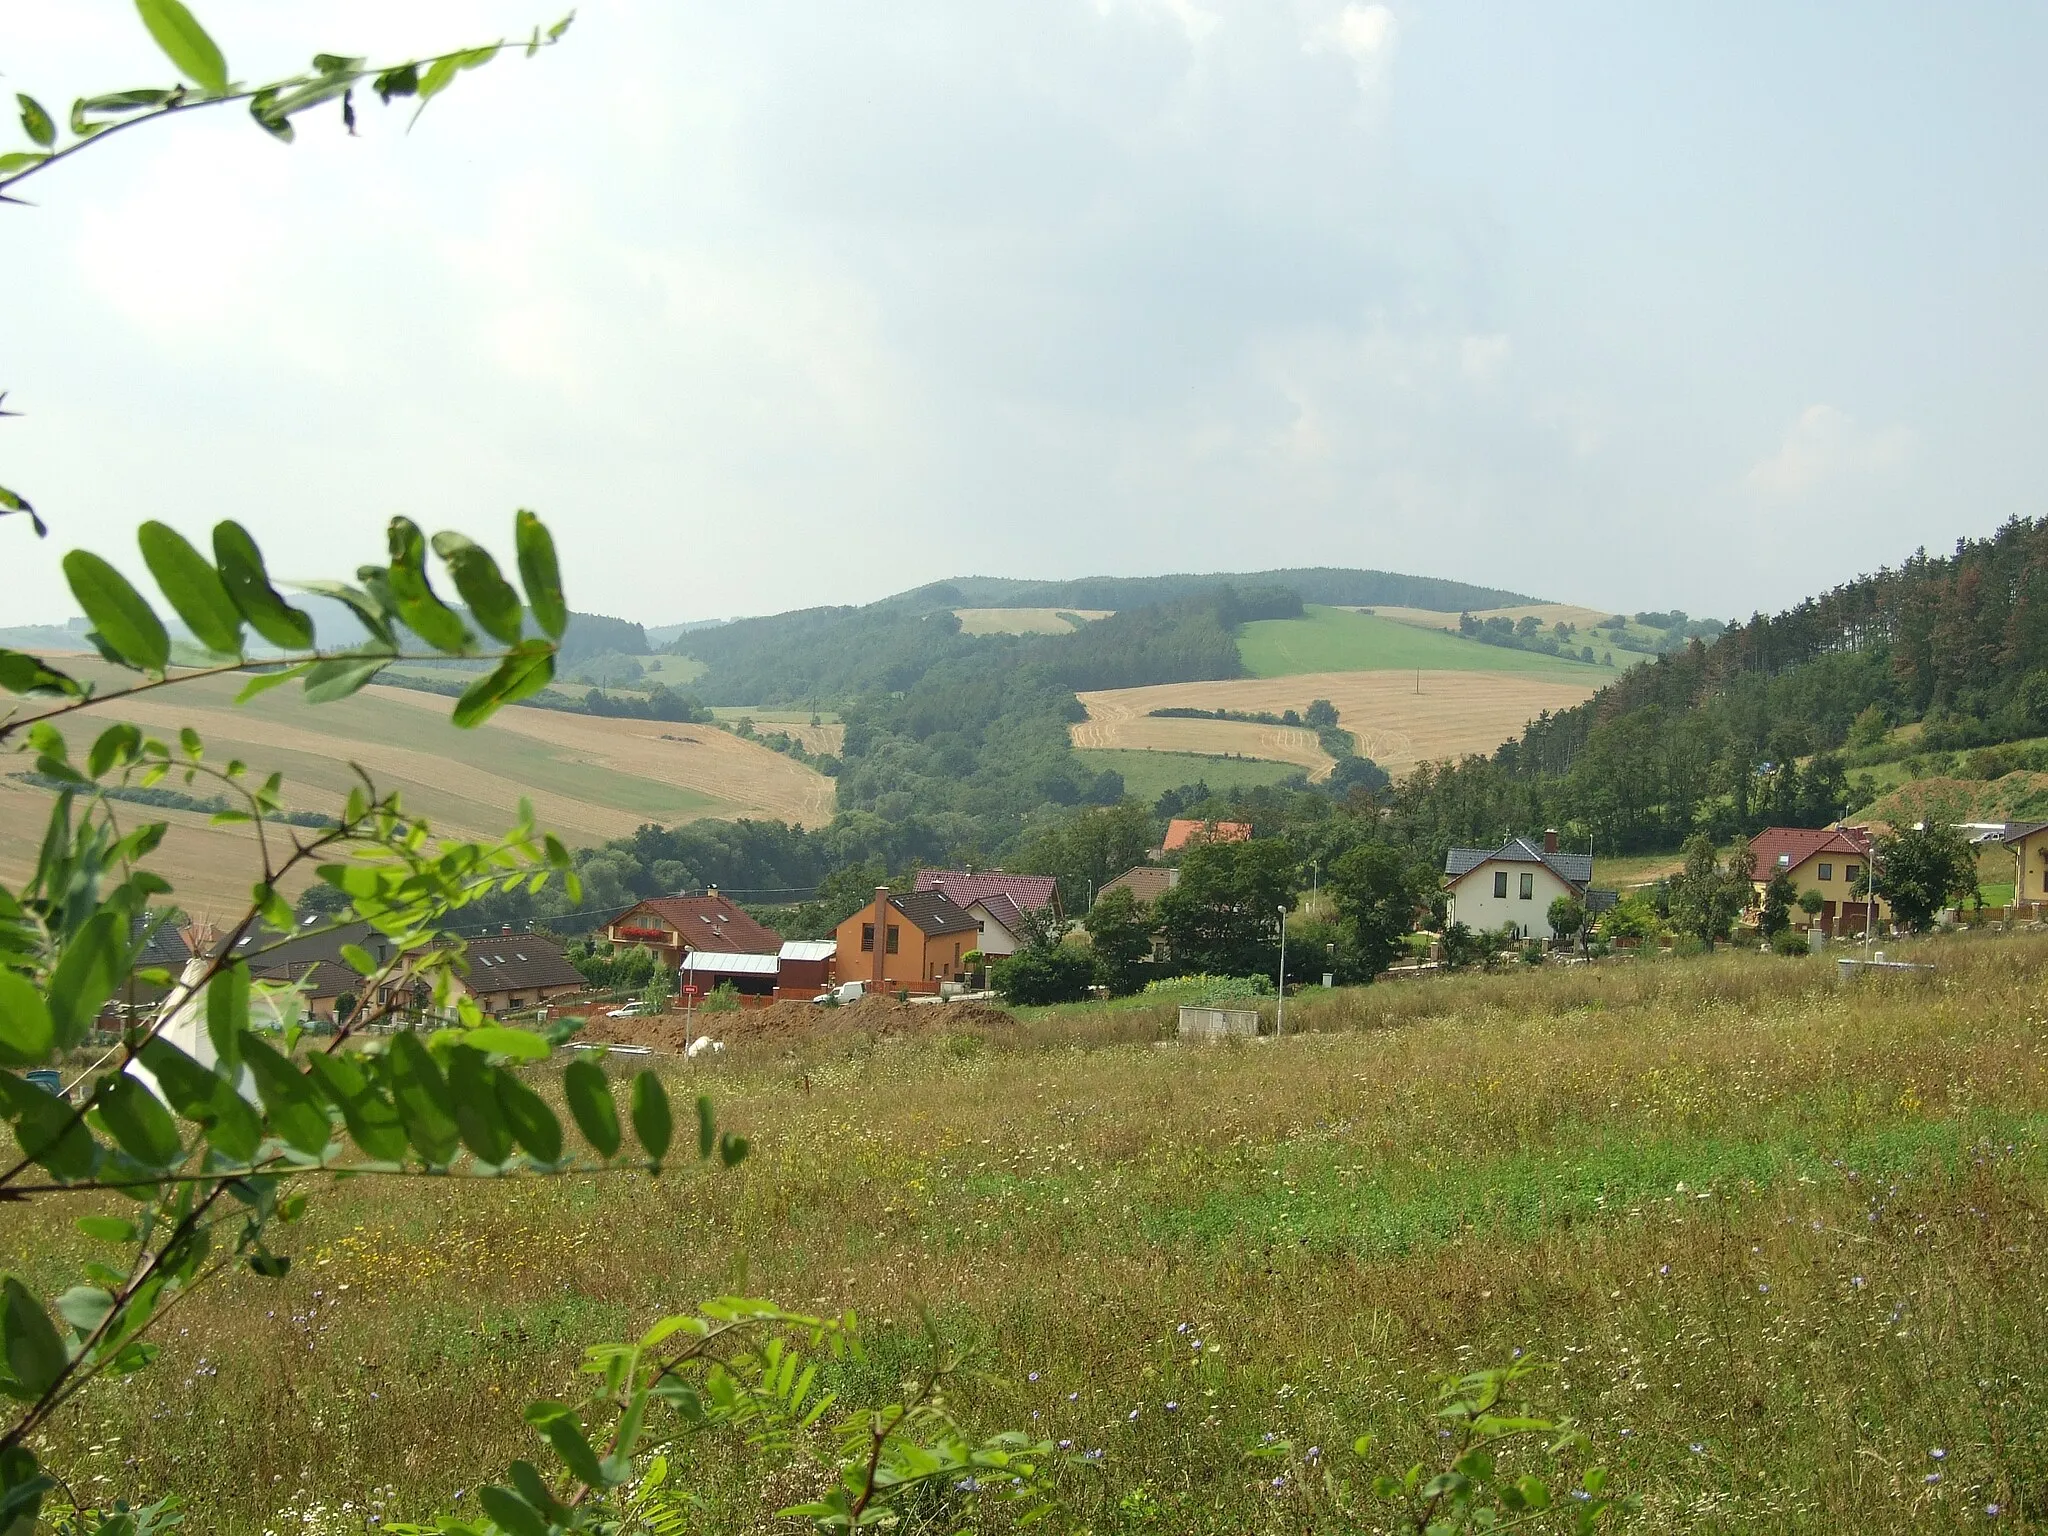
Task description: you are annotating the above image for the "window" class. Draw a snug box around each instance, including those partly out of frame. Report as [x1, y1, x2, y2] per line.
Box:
[1818, 863, 1833, 881]
[860, 923, 874, 952]
[886, 925, 900, 954]
[1845, 864, 1860, 885]
[1519, 873, 1534, 900]
[1493, 871, 1508, 898]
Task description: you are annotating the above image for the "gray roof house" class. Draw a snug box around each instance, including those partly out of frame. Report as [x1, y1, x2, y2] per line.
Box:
[1442, 832, 1616, 939]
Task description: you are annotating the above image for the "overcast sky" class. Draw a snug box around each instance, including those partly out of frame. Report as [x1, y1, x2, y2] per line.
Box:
[7, 1, 2046, 628]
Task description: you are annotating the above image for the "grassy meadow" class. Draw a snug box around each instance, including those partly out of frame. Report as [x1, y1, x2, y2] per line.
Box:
[1238, 606, 1601, 681]
[8, 935, 2048, 1531]
[1074, 747, 1312, 802]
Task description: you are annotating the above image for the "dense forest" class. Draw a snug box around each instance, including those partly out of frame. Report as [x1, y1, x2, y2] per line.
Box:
[1391, 517, 2048, 855]
[926, 566, 1531, 612]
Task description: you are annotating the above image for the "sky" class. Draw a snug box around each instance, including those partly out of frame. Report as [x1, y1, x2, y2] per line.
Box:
[6, 1, 2046, 628]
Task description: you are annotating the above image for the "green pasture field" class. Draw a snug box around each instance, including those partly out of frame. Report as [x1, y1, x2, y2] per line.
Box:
[10, 934, 2047, 1531]
[1238, 605, 1602, 680]
[1075, 747, 1305, 802]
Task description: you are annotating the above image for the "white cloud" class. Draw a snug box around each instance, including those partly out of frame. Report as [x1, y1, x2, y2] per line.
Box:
[1306, 3, 1399, 90]
[1744, 404, 1916, 499]
[1460, 334, 1512, 385]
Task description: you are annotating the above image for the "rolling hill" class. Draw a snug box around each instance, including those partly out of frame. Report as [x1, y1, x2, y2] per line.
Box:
[1236, 606, 1605, 680]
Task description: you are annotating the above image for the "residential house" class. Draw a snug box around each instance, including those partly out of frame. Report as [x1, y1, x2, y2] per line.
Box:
[1747, 826, 1885, 934]
[1098, 866, 1180, 905]
[912, 871, 1061, 958]
[451, 932, 587, 1015]
[1991, 822, 2048, 907]
[832, 887, 980, 992]
[604, 894, 784, 968]
[1442, 831, 1604, 941]
[1161, 819, 1253, 854]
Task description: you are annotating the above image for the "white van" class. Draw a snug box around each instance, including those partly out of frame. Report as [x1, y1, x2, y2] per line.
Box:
[811, 980, 867, 1006]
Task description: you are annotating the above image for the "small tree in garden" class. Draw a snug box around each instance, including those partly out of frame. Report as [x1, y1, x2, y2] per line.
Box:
[1546, 894, 1585, 947]
[1082, 886, 1156, 996]
[1797, 888, 1827, 922]
[0, 7, 1047, 1531]
[1874, 822, 1978, 931]
[1758, 870, 1798, 939]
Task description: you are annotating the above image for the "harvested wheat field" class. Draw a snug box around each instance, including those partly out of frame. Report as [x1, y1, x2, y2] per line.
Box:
[1075, 669, 1601, 774]
[1362, 602, 1612, 634]
[1, 660, 834, 899]
[952, 606, 1112, 635]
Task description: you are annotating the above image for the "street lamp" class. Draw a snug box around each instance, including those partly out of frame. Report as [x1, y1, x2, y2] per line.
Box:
[1276, 905, 1288, 1038]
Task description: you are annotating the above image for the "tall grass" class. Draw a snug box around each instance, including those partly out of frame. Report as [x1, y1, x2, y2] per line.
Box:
[6, 934, 2045, 1531]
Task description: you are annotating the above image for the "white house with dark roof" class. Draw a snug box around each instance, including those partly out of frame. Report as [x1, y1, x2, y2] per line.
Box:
[1443, 831, 1606, 941]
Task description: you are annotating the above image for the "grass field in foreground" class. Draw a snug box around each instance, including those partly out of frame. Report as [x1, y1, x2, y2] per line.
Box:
[1240, 605, 1605, 680]
[1074, 747, 1306, 802]
[9, 934, 2046, 1531]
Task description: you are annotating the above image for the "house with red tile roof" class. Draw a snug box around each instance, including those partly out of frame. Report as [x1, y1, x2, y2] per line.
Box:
[1746, 826, 1886, 934]
[913, 871, 1062, 957]
[604, 893, 784, 966]
[1161, 818, 1252, 854]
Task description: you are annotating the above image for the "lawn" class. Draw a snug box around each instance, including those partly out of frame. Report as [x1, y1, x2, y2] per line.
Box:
[1075, 747, 1307, 802]
[1238, 605, 1604, 680]
[10, 935, 2047, 1531]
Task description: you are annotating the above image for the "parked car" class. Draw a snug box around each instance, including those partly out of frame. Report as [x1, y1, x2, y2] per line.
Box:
[811, 980, 867, 1006]
[605, 1000, 652, 1018]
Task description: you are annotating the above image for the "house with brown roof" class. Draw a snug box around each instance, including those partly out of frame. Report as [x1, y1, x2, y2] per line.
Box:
[604, 894, 784, 968]
[453, 933, 587, 1016]
[1443, 831, 1605, 941]
[833, 887, 980, 993]
[1098, 866, 1179, 905]
[1747, 826, 1885, 934]
[1161, 818, 1252, 854]
[913, 870, 1063, 958]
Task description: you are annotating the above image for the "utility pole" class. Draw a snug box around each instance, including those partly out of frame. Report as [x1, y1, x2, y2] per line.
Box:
[1276, 905, 1288, 1038]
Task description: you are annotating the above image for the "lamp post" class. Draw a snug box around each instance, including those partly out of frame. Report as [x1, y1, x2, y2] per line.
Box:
[1276, 905, 1288, 1038]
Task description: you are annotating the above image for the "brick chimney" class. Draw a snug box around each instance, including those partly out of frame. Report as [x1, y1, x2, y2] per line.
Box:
[871, 886, 890, 987]
[1543, 828, 1559, 854]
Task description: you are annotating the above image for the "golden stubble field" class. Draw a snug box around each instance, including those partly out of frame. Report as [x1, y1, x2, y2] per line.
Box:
[1362, 602, 1614, 633]
[1, 660, 835, 903]
[1074, 669, 1602, 775]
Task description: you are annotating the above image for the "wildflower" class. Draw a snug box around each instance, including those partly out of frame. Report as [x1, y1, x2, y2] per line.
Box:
[1084, 1449, 1103, 1462]
[1659, 1265, 1670, 1276]
[1304, 1446, 1319, 1460]
[1690, 1443, 1705, 1455]
[955, 1476, 981, 1493]
[1027, 1371, 1039, 1383]
[1177, 1322, 1188, 1333]
[1190, 1339, 1202, 1350]
[1128, 1409, 1139, 1421]
[1570, 1489, 1591, 1501]
[1988, 1504, 2002, 1516]
[1758, 1283, 1771, 1294]
[1058, 1440, 1072, 1450]
[1931, 1449, 1947, 1461]
[1926, 1473, 1942, 1485]
[1165, 1401, 1179, 1412]
[1068, 1392, 1079, 1402]
[1851, 1276, 1865, 1288]
[1271, 1476, 1286, 1489]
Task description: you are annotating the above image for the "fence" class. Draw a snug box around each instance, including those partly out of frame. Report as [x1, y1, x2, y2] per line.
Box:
[1177, 1005, 1260, 1042]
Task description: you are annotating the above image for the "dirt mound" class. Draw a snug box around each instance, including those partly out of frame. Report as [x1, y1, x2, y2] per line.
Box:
[574, 996, 1017, 1053]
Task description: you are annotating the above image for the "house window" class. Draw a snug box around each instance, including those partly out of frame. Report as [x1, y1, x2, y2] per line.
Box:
[1493, 871, 1508, 898]
[1846, 864, 1860, 885]
[1519, 873, 1534, 900]
[1818, 863, 1833, 881]
[886, 925, 900, 954]
[860, 923, 875, 952]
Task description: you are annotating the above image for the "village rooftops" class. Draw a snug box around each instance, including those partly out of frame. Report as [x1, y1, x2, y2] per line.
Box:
[913, 870, 1061, 915]
[607, 894, 784, 954]
[1746, 825, 1874, 875]
[887, 889, 980, 937]
[464, 933, 585, 992]
[1162, 819, 1253, 853]
[1443, 836, 1594, 891]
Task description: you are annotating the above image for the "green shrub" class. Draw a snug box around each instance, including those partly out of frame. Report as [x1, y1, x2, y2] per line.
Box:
[992, 945, 1097, 1005]
[1772, 929, 1811, 956]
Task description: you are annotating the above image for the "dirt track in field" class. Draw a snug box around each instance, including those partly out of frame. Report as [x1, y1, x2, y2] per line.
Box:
[1073, 670, 1601, 775]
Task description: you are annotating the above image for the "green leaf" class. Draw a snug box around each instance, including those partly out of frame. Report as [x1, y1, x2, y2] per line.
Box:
[445, 1046, 513, 1165]
[302, 654, 389, 704]
[0, 649, 80, 698]
[205, 963, 248, 1070]
[629, 1070, 672, 1165]
[0, 153, 51, 179]
[47, 910, 128, 1050]
[412, 44, 500, 125]
[476, 1487, 549, 1536]
[138, 521, 243, 655]
[0, 970, 54, 1067]
[549, 14, 575, 43]
[463, 1026, 549, 1061]
[719, 1131, 749, 1167]
[233, 663, 310, 702]
[75, 1217, 136, 1244]
[301, 1052, 406, 1162]
[87, 724, 142, 779]
[0, 1278, 66, 1400]
[561, 1060, 620, 1159]
[384, 517, 473, 653]
[136, 1038, 261, 1162]
[372, 63, 418, 102]
[514, 511, 566, 639]
[384, 1031, 460, 1167]
[696, 1094, 715, 1160]
[523, 1401, 610, 1489]
[53, 1286, 113, 1335]
[134, 0, 230, 95]
[237, 1034, 332, 1157]
[94, 1073, 185, 1169]
[453, 639, 555, 728]
[430, 532, 524, 644]
[0, 1072, 95, 1182]
[213, 522, 314, 650]
[62, 550, 169, 672]
[493, 1071, 562, 1164]
[15, 95, 54, 149]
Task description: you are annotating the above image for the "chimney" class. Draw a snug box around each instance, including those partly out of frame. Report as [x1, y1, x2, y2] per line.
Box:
[1543, 828, 1559, 855]
[502, 924, 513, 936]
[871, 886, 890, 987]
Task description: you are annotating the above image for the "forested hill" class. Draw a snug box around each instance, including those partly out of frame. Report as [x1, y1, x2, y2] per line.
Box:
[1393, 517, 2048, 857]
[918, 566, 1532, 613]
